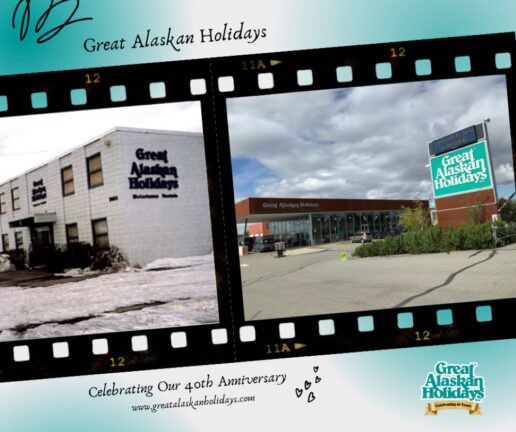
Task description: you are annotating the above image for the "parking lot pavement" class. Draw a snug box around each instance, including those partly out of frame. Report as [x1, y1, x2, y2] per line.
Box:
[240, 243, 516, 320]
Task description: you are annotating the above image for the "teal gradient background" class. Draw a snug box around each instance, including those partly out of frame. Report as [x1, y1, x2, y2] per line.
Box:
[1, 340, 515, 431]
[1, 0, 516, 74]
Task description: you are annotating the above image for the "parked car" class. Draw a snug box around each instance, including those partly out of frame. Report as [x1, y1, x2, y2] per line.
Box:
[350, 232, 372, 243]
[252, 235, 276, 252]
[239, 237, 255, 249]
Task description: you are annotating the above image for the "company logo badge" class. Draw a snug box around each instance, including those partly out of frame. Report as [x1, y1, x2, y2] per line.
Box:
[430, 141, 493, 198]
[421, 361, 485, 415]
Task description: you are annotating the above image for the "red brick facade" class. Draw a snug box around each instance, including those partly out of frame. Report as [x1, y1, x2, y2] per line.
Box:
[435, 190, 498, 226]
[235, 197, 425, 222]
[248, 222, 272, 237]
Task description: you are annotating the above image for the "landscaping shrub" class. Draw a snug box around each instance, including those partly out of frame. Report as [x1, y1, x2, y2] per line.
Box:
[45, 247, 66, 273]
[90, 246, 127, 271]
[7, 249, 27, 270]
[64, 242, 93, 269]
[353, 223, 495, 258]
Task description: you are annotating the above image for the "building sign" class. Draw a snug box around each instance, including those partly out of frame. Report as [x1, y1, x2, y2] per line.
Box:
[430, 141, 493, 199]
[428, 124, 484, 156]
[261, 201, 320, 210]
[128, 148, 179, 197]
[31, 179, 47, 205]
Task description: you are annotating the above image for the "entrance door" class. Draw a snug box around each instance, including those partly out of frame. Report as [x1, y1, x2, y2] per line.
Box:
[30, 225, 55, 267]
[360, 223, 369, 233]
[35, 227, 52, 247]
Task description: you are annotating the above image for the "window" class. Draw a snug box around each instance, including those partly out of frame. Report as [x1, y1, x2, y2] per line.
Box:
[87, 153, 103, 188]
[0, 193, 5, 214]
[92, 218, 109, 248]
[61, 165, 75, 196]
[11, 187, 20, 211]
[1, 234, 8, 251]
[15, 231, 23, 249]
[66, 223, 79, 244]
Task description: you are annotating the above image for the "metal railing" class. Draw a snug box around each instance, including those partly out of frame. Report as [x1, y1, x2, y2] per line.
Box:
[493, 223, 516, 248]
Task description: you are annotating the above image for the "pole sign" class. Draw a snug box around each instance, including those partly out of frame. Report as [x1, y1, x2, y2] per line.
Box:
[428, 124, 484, 156]
[430, 141, 493, 198]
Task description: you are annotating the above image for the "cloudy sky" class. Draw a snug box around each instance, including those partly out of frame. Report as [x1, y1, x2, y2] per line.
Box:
[0, 102, 202, 184]
[227, 75, 516, 203]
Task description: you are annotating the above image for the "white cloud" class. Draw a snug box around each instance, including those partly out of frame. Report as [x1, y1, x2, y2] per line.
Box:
[0, 102, 202, 184]
[227, 75, 515, 200]
[495, 162, 515, 184]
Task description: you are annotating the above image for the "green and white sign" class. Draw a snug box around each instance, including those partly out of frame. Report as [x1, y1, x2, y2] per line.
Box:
[430, 141, 493, 198]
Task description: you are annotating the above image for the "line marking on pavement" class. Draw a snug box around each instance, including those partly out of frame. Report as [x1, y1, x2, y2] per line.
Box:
[393, 249, 497, 308]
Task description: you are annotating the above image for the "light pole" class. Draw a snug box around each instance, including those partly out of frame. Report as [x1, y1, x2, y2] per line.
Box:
[483, 117, 498, 200]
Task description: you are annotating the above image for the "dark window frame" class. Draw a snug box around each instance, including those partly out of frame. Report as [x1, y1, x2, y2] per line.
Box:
[2, 234, 8, 251]
[11, 187, 20, 211]
[61, 165, 75, 196]
[14, 231, 23, 250]
[66, 223, 79, 245]
[0, 193, 5, 214]
[86, 153, 104, 189]
[91, 218, 109, 249]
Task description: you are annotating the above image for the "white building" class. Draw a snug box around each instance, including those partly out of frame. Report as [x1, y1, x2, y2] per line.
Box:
[0, 127, 213, 267]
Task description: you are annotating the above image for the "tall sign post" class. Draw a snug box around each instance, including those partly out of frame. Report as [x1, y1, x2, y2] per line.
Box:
[428, 123, 498, 227]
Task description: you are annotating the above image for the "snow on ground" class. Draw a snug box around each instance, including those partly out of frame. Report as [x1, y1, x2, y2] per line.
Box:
[143, 255, 214, 271]
[0, 254, 218, 341]
[0, 254, 15, 272]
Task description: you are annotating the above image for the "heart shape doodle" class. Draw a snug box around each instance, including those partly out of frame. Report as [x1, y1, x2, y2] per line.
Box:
[305, 380, 311, 390]
[315, 376, 321, 383]
[307, 392, 316, 403]
[313, 366, 319, 373]
[295, 388, 303, 398]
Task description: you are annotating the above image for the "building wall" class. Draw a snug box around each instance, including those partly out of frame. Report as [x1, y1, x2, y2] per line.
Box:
[235, 197, 427, 221]
[0, 128, 214, 267]
[248, 222, 271, 237]
[113, 129, 213, 266]
[435, 189, 498, 226]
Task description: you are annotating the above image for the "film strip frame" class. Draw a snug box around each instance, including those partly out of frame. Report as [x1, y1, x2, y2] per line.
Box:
[210, 33, 516, 361]
[0, 32, 513, 382]
[0, 59, 239, 382]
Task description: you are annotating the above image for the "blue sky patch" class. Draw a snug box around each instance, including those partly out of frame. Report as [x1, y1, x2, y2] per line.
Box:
[231, 157, 277, 201]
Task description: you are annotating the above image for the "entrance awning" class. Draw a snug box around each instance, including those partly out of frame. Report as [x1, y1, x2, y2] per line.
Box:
[9, 212, 57, 228]
[34, 212, 57, 224]
[9, 217, 33, 228]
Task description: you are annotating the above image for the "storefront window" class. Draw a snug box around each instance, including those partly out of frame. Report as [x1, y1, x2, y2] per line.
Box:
[11, 187, 20, 211]
[92, 218, 109, 248]
[61, 165, 75, 196]
[338, 216, 348, 240]
[87, 153, 103, 188]
[311, 215, 321, 245]
[66, 223, 79, 244]
[347, 214, 355, 235]
[0, 193, 5, 214]
[15, 231, 23, 249]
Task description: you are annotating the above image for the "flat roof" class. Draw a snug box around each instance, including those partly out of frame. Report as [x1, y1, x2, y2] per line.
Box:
[0, 127, 202, 188]
[235, 197, 428, 223]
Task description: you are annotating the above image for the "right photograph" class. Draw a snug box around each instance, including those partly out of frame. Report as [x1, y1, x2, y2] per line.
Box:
[226, 75, 516, 321]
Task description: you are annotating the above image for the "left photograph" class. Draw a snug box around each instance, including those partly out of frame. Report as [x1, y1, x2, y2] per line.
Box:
[0, 101, 218, 341]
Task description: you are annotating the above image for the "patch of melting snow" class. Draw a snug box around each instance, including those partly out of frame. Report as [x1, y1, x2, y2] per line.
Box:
[0, 253, 218, 341]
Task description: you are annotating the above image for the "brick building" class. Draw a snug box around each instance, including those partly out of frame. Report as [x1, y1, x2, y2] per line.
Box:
[236, 197, 426, 246]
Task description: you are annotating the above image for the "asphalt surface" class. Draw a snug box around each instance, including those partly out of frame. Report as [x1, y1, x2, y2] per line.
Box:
[240, 243, 516, 320]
